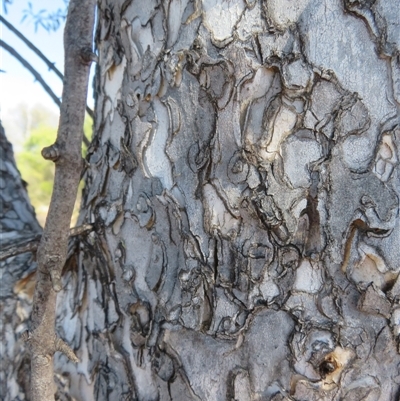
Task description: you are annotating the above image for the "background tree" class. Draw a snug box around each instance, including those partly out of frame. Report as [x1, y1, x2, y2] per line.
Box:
[2, 0, 400, 400]
[0, 120, 42, 400]
[14, 109, 91, 225]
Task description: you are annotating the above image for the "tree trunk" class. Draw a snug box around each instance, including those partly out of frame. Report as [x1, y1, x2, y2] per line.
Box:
[0, 122, 42, 401]
[4, 0, 400, 400]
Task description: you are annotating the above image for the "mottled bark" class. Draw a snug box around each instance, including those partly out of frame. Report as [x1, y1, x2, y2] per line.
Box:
[4, 0, 400, 400]
[51, 0, 400, 400]
[0, 121, 41, 401]
[0, 224, 93, 262]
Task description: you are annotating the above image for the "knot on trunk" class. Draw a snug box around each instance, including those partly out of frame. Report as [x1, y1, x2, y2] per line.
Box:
[42, 144, 60, 162]
[80, 47, 98, 65]
[50, 270, 62, 292]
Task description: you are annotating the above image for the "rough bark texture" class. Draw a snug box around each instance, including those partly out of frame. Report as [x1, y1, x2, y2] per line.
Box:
[49, 0, 400, 399]
[3, 0, 400, 400]
[0, 122, 41, 401]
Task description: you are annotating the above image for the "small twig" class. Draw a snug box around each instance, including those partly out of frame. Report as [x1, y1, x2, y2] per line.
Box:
[0, 39, 61, 108]
[0, 15, 95, 120]
[82, 130, 90, 147]
[54, 337, 79, 363]
[0, 224, 93, 261]
[0, 234, 41, 262]
[69, 223, 93, 237]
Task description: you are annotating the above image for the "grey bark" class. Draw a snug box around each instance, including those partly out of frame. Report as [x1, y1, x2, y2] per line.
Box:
[0, 224, 93, 262]
[3, 0, 400, 400]
[0, 121, 41, 401]
[57, 0, 400, 399]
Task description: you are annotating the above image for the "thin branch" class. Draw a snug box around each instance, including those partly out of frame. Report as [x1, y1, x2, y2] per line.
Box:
[0, 234, 41, 261]
[0, 224, 93, 262]
[0, 39, 61, 108]
[54, 337, 79, 363]
[69, 223, 93, 237]
[82, 130, 90, 148]
[22, 333, 79, 364]
[0, 39, 91, 147]
[29, 0, 96, 398]
[0, 15, 94, 120]
[87, 106, 94, 122]
[0, 15, 63, 80]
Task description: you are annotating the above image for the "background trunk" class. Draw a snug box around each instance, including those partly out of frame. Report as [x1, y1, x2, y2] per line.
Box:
[3, 0, 400, 400]
[0, 122, 41, 401]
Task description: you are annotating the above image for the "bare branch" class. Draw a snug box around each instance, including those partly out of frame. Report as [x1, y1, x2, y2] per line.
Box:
[68, 223, 93, 237]
[0, 234, 41, 261]
[0, 224, 93, 261]
[54, 337, 79, 363]
[23, 332, 79, 363]
[0, 15, 63, 80]
[0, 39, 91, 147]
[0, 39, 61, 108]
[0, 15, 94, 120]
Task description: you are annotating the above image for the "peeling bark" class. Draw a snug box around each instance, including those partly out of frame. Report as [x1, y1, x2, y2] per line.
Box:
[0, 121, 41, 400]
[53, 0, 400, 400]
[3, 0, 400, 400]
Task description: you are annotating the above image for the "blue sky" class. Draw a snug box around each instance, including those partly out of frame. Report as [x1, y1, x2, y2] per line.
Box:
[0, 0, 95, 146]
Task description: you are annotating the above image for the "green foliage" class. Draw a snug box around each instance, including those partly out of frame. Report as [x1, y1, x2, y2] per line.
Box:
[17, 124, 56, 214]
[16, 111, 91, 226]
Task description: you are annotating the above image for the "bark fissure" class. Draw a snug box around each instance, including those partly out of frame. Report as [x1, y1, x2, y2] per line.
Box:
[48, 0, 398, 399]
[3, 0, 400, 400]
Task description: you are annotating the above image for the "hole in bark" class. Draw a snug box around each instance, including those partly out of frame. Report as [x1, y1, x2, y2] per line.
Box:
[319, 355, 337, 378]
